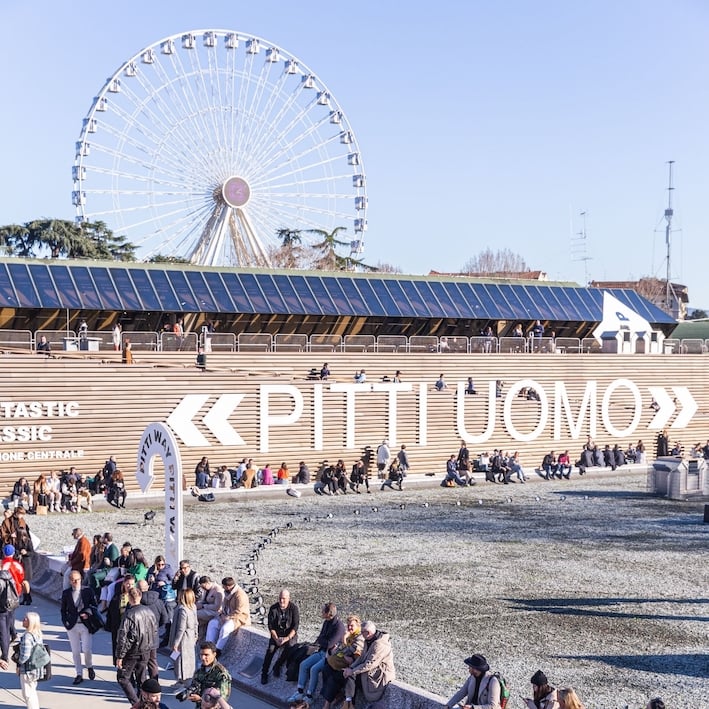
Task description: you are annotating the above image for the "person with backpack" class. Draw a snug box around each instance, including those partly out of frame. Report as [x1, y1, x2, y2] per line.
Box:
[1, 544, 23, 652]
[18, 611, 48, 709]
[0, 563, 21, 669]
[444, 653, 503, 709]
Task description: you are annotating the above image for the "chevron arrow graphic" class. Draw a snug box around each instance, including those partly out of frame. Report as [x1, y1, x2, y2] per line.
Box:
[671, 386, 697, 428]
[647, 387, 675, 430]
[203, 394, 245, 445]
[166, 394, 210, 446]
[647, 386, 697, 430]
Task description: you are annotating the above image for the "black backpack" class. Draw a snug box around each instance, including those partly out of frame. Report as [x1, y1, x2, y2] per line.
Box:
[0, 569, 20, 611]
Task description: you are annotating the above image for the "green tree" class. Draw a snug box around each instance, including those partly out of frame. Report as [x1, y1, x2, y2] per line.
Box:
[277, 228, 302, 247]
[271, 228, 306, 269]
[0, 218, 136, 261]
[307, 226, 349, 271]
[79, 220, 137, 261]
[147, 254, 191, 264]
[0, 224, 31, 256]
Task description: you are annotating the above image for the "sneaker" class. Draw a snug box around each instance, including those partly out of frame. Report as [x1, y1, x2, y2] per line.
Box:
[72, 675, 84, 685]
[87, 667, 96, 680]
[287, 691, 304, 703]
[304, 696, 314, 706]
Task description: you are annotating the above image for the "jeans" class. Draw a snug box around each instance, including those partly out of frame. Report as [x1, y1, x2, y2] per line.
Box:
[117, 651, 150, 704]
[0, 611, 11, 661]
[298, 650, 326, 695]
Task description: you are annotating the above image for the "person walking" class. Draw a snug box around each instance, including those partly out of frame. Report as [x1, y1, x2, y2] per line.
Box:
[17, 611, 45, 709]
[115, 586, 158, 705]
[60, 569, 98, 684]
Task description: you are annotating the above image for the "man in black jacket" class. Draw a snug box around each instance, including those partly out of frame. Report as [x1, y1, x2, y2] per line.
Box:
[172, 559, 202, 599]
[60, 570, 98, 685]
[261, 588, 299, 684]
[116, 586, 158, 704]
[137, 579, 169, 679]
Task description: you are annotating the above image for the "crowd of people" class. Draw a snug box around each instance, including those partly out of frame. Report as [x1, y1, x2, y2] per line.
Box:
[0, 504, 674, 709]
[7, 456, 129, 516]
[439, 435, 654, 488]
[1, 522, 244, 708]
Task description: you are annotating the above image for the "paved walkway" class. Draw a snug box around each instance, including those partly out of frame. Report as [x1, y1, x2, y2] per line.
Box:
[0, 594, 275, 709]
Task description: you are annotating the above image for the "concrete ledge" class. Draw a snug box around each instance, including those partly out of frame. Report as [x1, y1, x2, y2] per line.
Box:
[221, 625, 445, 709]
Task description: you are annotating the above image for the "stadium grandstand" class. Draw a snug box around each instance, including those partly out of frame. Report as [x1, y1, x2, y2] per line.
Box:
[0, 257, 705, 495]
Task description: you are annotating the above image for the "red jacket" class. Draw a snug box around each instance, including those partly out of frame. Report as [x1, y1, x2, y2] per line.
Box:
[1, 556, 24, 593]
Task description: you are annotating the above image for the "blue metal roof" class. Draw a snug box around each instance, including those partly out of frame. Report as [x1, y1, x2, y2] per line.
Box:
[0, 259, 676, 326]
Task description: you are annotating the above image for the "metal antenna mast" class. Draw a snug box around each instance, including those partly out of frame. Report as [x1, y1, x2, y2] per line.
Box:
[664, 160, 675, 314]
[571, 210, 591, 285]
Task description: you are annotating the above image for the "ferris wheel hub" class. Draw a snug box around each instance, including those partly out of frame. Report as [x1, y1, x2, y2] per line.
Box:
[221, 176, 251, 208]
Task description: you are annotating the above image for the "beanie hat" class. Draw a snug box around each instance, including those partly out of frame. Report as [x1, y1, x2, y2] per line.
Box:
[464, 654, 489, 672]
[531, 669, 548, 686]
[141, 677, 162, 693]
[3, 544, 15, 558]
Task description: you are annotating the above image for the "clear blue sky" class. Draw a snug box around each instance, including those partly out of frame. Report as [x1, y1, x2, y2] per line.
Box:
[2, 0, 708, 306]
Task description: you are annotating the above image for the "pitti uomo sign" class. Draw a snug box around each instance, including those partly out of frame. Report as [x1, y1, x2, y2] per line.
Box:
[0, 380, 696, 460]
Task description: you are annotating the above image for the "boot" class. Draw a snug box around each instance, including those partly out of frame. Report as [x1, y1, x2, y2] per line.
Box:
[23, 593, 32, 605]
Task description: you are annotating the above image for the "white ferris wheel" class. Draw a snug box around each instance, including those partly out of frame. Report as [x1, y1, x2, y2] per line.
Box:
[72, 30, 368, 267]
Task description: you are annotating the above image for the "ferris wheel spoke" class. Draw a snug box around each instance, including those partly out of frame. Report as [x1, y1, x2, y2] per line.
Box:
[245, 83, 318, 170]
[171, 49, 230, 166]
[180, 48, 232, 172]
[255, 194, 353, 222]
[205, 48, 232, 171]
[119, 200, 214, 246]
[246, 66, 294, 152]
[237, 58, 283, 163]
[253, 115, 338, 181]
[249, 101, 332, 175]
[84, 163, 207, 192]
[122, 69, 210, 171]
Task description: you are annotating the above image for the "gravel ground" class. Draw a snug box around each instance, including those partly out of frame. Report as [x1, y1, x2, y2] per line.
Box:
[25, 472, 708, 708]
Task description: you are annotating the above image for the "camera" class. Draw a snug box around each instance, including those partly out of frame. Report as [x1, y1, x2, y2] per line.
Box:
[175, 686, 197, 702]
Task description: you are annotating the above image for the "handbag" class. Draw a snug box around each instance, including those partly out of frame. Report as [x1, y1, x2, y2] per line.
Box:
[81, 609, 105, 634]
[10, 641, 20, 665]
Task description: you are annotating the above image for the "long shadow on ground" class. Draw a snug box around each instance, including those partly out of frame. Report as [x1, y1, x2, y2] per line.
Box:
[505, 597, 709, 623]
[557, 652, 709, 678]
